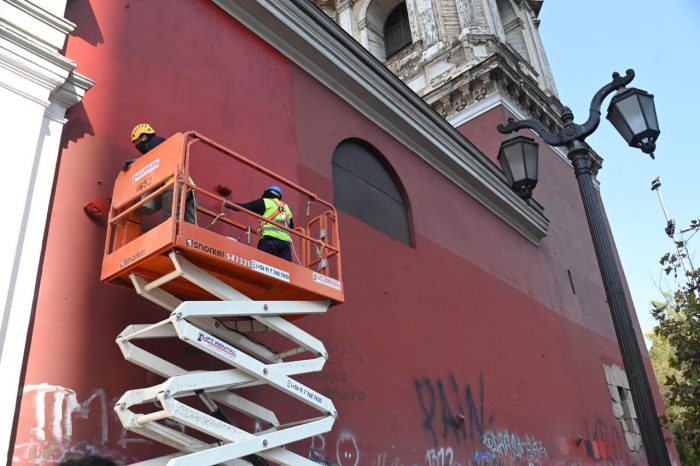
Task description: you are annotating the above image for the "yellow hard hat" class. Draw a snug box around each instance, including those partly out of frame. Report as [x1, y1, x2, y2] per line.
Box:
[131, 123, 155, 142]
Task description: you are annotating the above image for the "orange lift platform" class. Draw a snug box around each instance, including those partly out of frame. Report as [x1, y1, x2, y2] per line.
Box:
[102, 132, 343, 466]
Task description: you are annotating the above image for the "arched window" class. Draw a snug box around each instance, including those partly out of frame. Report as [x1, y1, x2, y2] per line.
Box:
[384, 2, 412, 58]
[332, 140, 412, 246]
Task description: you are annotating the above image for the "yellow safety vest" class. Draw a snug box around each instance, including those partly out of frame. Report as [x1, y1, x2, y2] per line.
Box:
[261, 198, 293, 242]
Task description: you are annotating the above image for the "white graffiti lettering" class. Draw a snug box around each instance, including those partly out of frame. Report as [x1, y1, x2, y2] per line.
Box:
[336, 432, 360, 466]
[308, 432, 360, 466]
[374, 451, 407, 466]
[482, 429, 548, 463]
[13, 383, 151, 465]
[425, 446, 454, 466]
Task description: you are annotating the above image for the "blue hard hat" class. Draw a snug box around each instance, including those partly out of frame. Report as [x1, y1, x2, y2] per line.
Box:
[267, 185, 283, 198]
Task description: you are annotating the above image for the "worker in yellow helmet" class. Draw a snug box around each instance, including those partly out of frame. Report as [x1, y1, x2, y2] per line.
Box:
[130, 123, 162, 155]
[232, 185, 294, 261]
[123, 123, 197, 224]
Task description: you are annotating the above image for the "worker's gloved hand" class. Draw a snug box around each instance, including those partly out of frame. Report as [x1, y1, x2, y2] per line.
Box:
[122, 159, 137, 171]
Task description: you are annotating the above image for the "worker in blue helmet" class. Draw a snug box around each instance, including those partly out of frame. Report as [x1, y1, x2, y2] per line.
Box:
[232, 185, 294, 261]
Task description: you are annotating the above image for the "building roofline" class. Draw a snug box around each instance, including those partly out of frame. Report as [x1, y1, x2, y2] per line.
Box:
[212, 0, 549, 243]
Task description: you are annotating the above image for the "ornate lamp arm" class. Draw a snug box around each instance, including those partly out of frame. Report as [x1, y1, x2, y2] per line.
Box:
[497, 117, 563, 145]
[497, 69, 636, 146]
[578, 69, 635, 139]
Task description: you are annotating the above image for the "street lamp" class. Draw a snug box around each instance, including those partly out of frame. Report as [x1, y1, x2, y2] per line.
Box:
[497, 135, 539, 200]
[607, 87, 660, 157]
[497, 69, 669, 465]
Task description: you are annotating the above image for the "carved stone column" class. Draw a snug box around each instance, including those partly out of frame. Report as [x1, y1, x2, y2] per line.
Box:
[455, 0, 478, 34]
[481, 0, 506, 39]
[409, 0, 441, 46]
[336, 0, 355, 37]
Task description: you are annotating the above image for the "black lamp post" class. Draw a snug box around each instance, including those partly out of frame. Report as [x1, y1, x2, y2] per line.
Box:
[497, 69, 669, 465]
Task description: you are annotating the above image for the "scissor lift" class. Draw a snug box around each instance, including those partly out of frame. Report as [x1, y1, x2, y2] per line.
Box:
[102, 132, 343, 466]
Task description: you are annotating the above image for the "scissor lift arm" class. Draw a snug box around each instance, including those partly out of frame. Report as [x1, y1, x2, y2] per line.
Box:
[104, 132, 344, 465]
[114, 253, 337, 466]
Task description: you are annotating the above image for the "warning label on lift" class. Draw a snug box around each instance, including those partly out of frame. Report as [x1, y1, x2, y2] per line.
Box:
[313, 272, 341, 290]
[252, 260, 290, 282]
[132, 159, 160, 184]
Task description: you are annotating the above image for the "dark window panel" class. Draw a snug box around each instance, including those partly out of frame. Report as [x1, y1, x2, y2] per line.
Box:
[332, 140, 412, 246]
[333, 141, 403, 202]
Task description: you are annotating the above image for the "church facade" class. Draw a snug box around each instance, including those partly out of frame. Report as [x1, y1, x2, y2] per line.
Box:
[2, 1, 676, 465]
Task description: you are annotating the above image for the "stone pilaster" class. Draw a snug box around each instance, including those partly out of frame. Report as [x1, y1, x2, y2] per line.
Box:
[0, 1, 93, 461]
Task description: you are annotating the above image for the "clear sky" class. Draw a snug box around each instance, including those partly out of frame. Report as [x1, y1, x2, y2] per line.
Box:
[537, 1, 700, 339]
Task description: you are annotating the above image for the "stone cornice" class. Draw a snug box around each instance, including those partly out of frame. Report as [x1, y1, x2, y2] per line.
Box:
[212, 0, 549, 243]
[526, 0, 543, 17]
[50, 70, 94, 109]
[0, 3, 95, 109]
[424, 48, 561, 132]
[1, 0, 75, 50]
[0, 22, 76, 86]
[46, 68, 94, 123]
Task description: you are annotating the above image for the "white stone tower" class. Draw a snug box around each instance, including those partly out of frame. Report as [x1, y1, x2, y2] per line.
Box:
[315, 0, 563, 133]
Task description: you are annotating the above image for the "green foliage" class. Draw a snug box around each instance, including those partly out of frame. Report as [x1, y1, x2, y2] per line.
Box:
[649, 262, 700, 464]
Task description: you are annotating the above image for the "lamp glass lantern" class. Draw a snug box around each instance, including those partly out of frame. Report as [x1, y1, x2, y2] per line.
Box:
[606, 87, 660, 155]
[497, 135, 539, 200]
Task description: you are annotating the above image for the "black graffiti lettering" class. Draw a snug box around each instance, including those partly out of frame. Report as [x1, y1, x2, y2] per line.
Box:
[323, 387, 366, 402]
[611, 427, 624, 460]
[465, 372, 485, 441]
[581, 418, 625, 462]
[449, 373, 467, 442]
[437, 379, 462, 444]
[415, 378, 438, 446]
[415, 372, 492, 448]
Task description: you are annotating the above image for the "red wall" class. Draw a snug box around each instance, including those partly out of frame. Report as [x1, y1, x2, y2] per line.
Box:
[11, 1, 674, 465]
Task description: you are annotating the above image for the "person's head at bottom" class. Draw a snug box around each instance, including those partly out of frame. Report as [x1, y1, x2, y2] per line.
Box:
[59, 455, 117, 466]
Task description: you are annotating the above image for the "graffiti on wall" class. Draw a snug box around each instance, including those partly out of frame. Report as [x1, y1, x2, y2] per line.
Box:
[470, 450, 499, 465]
[425, 446, 454, 466]
[306, 340, 367, 403]
[374, 451, 408, 466]
[412, 373, 556, 465]
[12, 383, 152, 465]
[557, 418, 628, 465]
[481, 430, 548, 464]
[309, 431, 361, 466]
[14, 378, 642, 466]
[414, 372, 494, 447]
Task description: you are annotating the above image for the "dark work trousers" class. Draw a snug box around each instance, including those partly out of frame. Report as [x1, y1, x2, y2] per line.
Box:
[162, 188, 197, 224]
[257, 237, 292, 262]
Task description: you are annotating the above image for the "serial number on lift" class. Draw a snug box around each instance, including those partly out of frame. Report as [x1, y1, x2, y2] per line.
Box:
[135, 176, 152, 192]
